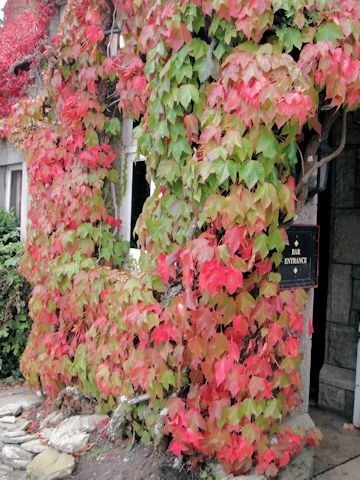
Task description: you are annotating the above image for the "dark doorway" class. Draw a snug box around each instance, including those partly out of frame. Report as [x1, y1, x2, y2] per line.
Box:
[130, 160, 150, 248]
[309, 165, 333, 403]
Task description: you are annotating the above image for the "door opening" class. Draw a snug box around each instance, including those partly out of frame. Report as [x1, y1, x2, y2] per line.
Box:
[310, 166, 332, 403]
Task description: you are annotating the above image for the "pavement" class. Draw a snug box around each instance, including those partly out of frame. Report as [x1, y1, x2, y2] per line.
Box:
[1, 386, 360, 479]
[0, 385, 39, 412]
[315, 456, 360, 479]
[311, 406, 360, 479]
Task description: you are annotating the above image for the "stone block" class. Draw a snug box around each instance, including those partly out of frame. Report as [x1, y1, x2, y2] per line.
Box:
[26, 447, 75, 480]
[0, 420, 29, 434]
[332, 210, 360, 265]
[47, 414, 107, 454]
[39, 410, 64, 430]
[49, 431, 89, 454]
[345, 390, 355, 419]
[353, 280, 360, 310]
[0, 430, 37, 445]
[318, 363, 356, 415]
[327, 264, 352, 324]
[0, 417, 16, 424]
[349, 310, 360, 327]
[210, 463, 265, 479]
[331, 113, 360, 146]
[21, 439, 48, 454]
[0, 463, 13, 475]
[294, 196, 318, 224]
[331, 149, 357, 208]
[319, 364, 355, 392]
[291, 290, 314, 419]
[326, 323, 357, 369]
[353, 266, 360, 280]
[1, 445, 34, 470]
[318, 383, 345, 412]
[277, 445, 313, 480]
[0, 406, 22, 419]
[0, 389, 40, 418]
[285, 413, 315, 433]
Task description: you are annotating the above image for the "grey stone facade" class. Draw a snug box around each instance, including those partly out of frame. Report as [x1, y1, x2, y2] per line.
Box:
[319, 114, 360, 417]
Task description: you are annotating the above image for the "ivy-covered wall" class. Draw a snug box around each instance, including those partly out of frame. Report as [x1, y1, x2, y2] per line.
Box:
[1, 0, 359, 478]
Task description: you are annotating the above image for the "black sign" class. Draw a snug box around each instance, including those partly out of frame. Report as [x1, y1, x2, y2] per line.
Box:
[279, 225, 319, 289]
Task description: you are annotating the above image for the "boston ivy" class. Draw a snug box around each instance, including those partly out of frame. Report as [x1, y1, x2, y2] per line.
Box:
[1, 0, 359, 476]
[0, 0, 51, 117]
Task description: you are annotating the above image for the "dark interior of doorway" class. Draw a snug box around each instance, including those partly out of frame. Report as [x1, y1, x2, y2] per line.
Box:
[130, 160, 150, 248]
[309, 166, 332, 403]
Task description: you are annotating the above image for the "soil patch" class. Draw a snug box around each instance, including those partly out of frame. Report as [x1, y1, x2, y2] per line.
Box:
[72, 442, 199, 480]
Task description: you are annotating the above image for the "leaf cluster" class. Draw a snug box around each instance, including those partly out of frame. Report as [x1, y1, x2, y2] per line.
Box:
[2, 0, 357, 477]
[0, 208, 32, 380]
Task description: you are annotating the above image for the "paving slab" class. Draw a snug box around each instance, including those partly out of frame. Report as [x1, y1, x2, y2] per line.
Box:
[0, 386, 40, 415]
[310, 406, 360, 475]
[315, 455, 360, 479]
[0, 386, 30, 400]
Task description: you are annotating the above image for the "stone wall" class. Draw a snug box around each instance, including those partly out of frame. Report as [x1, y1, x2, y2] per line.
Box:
[319, 113, 360, 417]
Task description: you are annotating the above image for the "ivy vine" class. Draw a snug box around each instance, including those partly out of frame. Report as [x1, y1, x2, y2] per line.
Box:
[1, 0, 359, 476]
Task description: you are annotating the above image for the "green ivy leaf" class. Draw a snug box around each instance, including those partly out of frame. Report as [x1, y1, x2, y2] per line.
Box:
[107, 169, 120, 182]
[158, 159, 181, 183]
[179, 84, 199, 109]
[268, 228, 286, 252]
[256, 129, 279, 160]
[284, 142, 298, 167]
[211, 159, 230, 184]
[104, 117, 121, 136]
[170, 137, 192, 162]
[271, 251, 283, 268]
[85, 128, 99, 147]
[238, 161, 265, 189]
[269, 272, 281, 283]
[141, 430, 151, 445]
[241, 423, 258, 444]
[194, 55, 212, 82]
[253, 233, 269, 259]
[214, 42, 227, 61]
[277, 26, 302, 52]
[160, 370, 176, 390]
[264, 399, 282, 419]
[315, 22, 345, 44]
[242, 399, 265, 419]
[225, 405, 245, 425]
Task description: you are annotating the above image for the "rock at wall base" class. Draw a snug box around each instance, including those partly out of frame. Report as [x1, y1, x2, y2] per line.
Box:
[210, 463, 266, 480]
[1, 445, 34, 469]
[26, 447, 75, 480]
[277, 445, 313, 480]
[47, 414, 106, 454]
[21, 439, 48, 454]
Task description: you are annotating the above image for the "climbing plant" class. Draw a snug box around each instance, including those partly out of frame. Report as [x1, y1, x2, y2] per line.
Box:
[1, 0, 359, 476]
[0, 0, 51, 117]
[0, 207, 32, 380]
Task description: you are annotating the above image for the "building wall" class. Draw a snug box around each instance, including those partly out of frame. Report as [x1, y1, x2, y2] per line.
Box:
[319, 113, 360, 417]
[0, 140, 27, 239]
[2, 0, 31, 24]
[0, 140, 24, 211]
